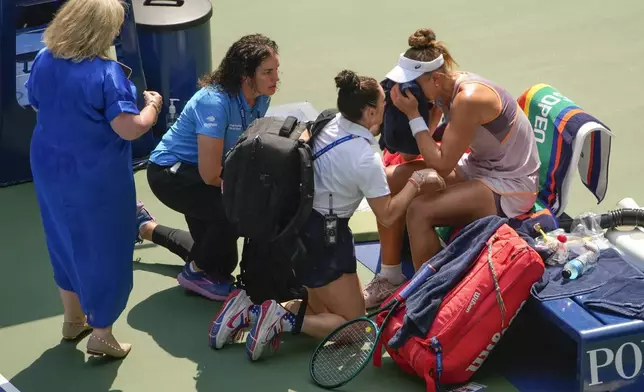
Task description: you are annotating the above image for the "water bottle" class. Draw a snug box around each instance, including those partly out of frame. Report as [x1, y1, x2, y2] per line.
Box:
[562, 243, 600, 280]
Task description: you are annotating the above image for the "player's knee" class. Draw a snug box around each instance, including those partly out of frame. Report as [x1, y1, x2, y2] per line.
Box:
[407, 197, 432, 226]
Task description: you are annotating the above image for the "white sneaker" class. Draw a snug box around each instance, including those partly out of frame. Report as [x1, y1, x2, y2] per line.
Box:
[245, 300, 286, 361]
[363, 275, 403, 309]
[209, 289, 253, 349]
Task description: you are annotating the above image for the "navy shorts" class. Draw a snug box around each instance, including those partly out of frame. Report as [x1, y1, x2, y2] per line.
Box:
[294, 210, 356, 289]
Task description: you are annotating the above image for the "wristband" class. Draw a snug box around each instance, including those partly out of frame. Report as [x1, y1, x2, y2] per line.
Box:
[147, 101, 161, 115]
[409, 117, 428, 137]
[146, 103, 160, 126]
[407, 177, 421, 191]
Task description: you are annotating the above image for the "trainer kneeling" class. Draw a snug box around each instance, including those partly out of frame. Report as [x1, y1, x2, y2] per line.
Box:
[146, 34, 280, 300]
[211, 70, 442, 360]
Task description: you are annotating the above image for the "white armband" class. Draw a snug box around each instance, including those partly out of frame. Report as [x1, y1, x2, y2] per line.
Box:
[409, 117, 428, 137]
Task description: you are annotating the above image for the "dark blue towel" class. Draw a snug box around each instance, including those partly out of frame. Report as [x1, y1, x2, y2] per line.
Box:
[530, 248, 644, 301]
[388, 215, 507, 348]
[508, 210, 558, 240]
[380, 79, 435, 155]
[582, 275, 644, 320]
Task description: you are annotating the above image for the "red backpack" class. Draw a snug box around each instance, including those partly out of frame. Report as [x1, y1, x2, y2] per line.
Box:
[374, 224, 544, 391]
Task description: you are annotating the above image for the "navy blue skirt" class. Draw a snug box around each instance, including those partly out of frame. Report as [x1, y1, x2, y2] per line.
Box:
[294, 210, 356, 288]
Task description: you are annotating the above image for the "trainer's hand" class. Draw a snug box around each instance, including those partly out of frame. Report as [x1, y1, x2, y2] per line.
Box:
[391, 84, 419, 118]
[411, 168, 446, 192]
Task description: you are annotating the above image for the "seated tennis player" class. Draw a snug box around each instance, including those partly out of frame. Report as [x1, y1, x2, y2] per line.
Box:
[209, 69, 443, 361]
[364, 27, 541, 308]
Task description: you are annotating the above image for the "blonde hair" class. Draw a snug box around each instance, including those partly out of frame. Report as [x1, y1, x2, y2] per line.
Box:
[44, 0, 126, 62]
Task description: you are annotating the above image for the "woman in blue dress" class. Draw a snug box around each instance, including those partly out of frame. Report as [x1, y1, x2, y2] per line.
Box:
[26, 0, 161, 358]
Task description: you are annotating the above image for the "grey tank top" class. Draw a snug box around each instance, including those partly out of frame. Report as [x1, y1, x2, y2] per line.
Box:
[438, 72, 540, 179]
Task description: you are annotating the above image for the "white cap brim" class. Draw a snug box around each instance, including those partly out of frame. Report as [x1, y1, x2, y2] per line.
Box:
[385, 67, 424, 83]
[385, 53, 444, 83]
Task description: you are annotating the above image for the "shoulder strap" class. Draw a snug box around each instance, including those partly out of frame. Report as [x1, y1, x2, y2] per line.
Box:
[306, 108, 339, 145]
[272, 143, 314, 242]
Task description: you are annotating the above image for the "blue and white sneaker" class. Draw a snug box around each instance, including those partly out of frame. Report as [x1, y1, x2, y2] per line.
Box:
[209, 289, 253, 349]
[177, 264, 234, 301]
[135, 201, 155, 244]
[245, 300, 289, 361]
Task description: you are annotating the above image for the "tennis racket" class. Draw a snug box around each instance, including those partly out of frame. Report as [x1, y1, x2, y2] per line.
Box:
[309, 262, 437, 389]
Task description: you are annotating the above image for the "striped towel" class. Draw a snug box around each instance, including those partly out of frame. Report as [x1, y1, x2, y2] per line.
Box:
[518, 84, 614, 216]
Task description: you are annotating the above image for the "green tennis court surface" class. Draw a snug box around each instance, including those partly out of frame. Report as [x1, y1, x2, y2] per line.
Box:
[0, 177, 518, 392]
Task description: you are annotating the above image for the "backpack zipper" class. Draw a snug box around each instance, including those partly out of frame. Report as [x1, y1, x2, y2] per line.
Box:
[252, 135, 261, 156]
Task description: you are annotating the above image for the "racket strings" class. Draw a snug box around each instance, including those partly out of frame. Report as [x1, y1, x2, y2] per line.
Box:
[486, 237, 507, 327]
[311, 319, 378, 387]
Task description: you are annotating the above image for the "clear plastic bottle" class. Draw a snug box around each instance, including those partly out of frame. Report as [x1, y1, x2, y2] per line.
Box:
[166, 98, 180, 128]
[562, 243, 600, 280]
[547, 234, 569, 265]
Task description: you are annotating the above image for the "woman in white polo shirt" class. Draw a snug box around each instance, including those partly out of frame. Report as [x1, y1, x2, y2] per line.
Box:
[209, 70, 443, 360]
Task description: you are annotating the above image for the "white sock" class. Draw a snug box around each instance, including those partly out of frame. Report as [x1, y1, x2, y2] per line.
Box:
[379, 264, 406, 285]
[280, 309, 296, 333]
[249, 304, 260, 326]
[189, 261, 199, 273]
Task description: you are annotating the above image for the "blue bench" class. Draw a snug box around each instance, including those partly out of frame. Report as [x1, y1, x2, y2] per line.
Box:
[536, 252, 644, 391]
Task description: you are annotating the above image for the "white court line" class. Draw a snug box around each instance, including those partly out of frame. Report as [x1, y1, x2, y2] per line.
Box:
[0, 374, 20, 392]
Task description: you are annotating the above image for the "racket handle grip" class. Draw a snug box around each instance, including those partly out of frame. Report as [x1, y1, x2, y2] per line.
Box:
[398, 262, 435, 300]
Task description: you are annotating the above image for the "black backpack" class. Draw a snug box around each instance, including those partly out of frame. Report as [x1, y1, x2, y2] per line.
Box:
[222, 109, 338, 332]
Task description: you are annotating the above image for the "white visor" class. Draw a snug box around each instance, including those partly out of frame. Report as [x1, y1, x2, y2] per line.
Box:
[385, 54, 444, 83]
